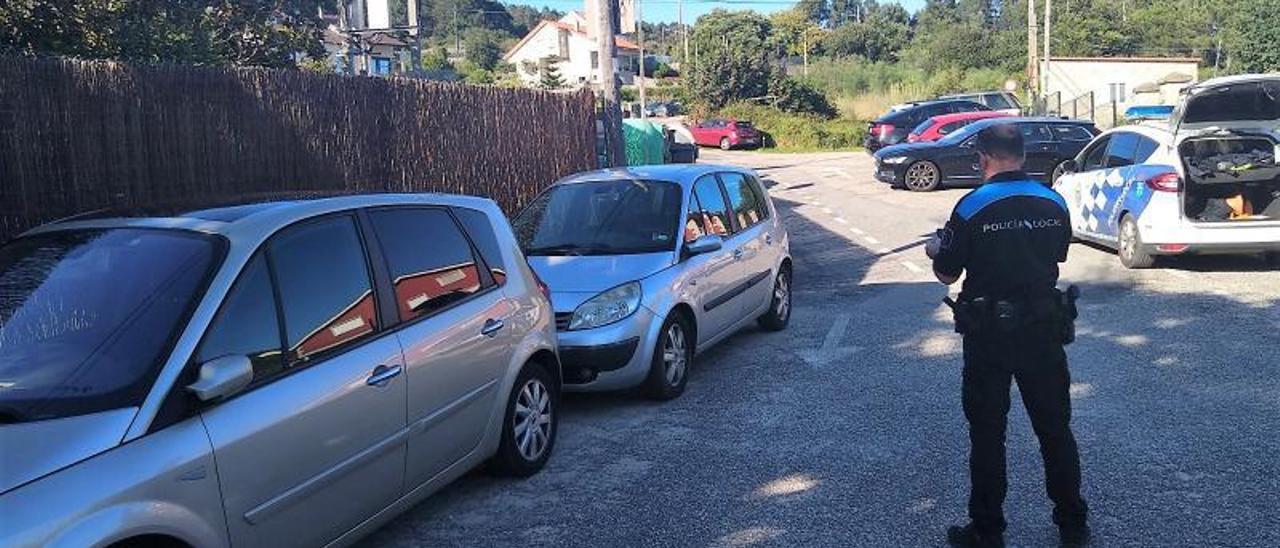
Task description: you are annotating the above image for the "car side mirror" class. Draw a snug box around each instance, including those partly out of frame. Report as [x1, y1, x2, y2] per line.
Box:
[1061, 159, 1079, 174]
[684, 234, 723, 257]
[187, 355, 254, 402]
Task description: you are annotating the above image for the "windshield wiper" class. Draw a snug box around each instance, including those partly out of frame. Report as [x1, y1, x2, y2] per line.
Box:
[525, 243, 612, 256]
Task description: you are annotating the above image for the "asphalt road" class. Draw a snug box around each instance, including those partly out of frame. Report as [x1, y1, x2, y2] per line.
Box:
[362, 150, 1280, 548]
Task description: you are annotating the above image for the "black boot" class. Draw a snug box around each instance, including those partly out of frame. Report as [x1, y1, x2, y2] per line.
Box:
[1060, 525, 1091, 547]
[946, 523, 1005, 548]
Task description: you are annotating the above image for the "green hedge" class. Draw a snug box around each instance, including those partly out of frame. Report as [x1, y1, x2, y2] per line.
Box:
[720, 103, 866, 151]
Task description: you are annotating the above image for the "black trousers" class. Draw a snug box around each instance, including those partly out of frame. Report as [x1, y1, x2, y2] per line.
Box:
[962, 331, 1088, 533]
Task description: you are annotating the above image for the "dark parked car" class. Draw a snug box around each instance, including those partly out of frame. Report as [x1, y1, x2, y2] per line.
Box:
[873, 117, 1100, 191]
[865, 99, 990, 152]
[937, 91, 1024, 115]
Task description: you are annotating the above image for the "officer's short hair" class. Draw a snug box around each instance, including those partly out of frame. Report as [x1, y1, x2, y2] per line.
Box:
[975, 123, 1025, 163]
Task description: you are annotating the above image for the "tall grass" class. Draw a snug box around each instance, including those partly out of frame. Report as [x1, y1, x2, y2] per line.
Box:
[801, 58, 1017, 121]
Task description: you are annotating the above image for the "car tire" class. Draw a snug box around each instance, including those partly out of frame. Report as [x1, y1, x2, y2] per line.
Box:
[489, 361, 557, 477]
[1118, 214, 1156, 269]
[757, 265, 792, 331]
[719, 137, 732, 151]
[904, 161, 941, 192]
[643, 313, 692, 400]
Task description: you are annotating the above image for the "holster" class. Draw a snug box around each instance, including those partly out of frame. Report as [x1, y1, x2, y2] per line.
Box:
[947, 285, 1080, 344]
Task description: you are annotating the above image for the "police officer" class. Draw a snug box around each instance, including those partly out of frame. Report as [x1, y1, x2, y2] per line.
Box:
[925, 124, 1089, 547]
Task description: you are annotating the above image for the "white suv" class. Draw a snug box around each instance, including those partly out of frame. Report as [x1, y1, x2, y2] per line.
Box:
[1053, 75, 1280, 268]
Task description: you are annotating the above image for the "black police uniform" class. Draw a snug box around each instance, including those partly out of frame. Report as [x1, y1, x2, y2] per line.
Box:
[931, 170, 1088, 536]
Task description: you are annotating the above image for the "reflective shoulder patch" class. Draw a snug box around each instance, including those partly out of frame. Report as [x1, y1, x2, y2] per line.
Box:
[956, 181, 1068, 220]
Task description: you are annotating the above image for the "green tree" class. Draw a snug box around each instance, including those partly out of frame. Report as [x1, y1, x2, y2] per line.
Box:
[1227, 0, 1280, 72]
[0, 0, 327, 67]
[538, 57, 564, 89]
[463, 28, 504, 70]
[688, 10, 775, 109]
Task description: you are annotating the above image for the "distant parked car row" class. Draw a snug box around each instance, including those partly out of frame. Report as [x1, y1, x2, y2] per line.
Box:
[0, 165, 792, 547]
[867, 91, 1025, 152]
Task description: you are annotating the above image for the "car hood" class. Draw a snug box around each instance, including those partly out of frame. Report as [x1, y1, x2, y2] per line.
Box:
[0, 407, 136, 494]
[874, 142, 938, 159]
[527, 253, 673, 306]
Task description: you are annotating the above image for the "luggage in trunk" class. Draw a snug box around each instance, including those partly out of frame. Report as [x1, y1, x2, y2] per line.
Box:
[1179, 132, 1280, 222]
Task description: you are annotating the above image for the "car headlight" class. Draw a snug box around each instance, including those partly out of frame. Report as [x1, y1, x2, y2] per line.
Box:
[569, 282, 642, 330]
[881, 156, 909, 165]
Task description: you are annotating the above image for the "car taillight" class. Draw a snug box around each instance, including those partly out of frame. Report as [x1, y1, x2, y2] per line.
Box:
[1145, 172, 1181, 192]
[875, 123, 895, 140]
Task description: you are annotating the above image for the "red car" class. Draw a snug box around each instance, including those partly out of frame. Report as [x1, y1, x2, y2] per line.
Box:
[690, 118, 762, 150]
[906, 111, 1013, 143]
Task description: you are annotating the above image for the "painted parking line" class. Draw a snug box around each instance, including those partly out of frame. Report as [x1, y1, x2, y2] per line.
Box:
[849, 227, 866, 235]
[834, 217, 849, 224]
[864, 235, 881, 245]
[901, 260, 924, 273]
[821, 207, 834, 214]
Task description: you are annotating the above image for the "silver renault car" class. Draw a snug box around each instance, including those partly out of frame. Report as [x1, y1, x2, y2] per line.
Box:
[0, 194, 559, 548]
[513, 165, 792, 400]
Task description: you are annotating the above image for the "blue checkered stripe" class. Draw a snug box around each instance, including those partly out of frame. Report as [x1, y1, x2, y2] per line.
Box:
[1080, 170, 1130, 236]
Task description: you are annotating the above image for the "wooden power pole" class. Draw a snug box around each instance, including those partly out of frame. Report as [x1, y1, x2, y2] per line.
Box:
[596, 0, 626, 167]
[1043, 0, 1053, 103]
[1027, 0, 1038, 98]
[638, 0, 646, 118]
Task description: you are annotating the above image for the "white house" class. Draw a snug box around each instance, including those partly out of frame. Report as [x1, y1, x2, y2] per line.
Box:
[503, 11, 641, 88]
[1040, 56, 1200, 106]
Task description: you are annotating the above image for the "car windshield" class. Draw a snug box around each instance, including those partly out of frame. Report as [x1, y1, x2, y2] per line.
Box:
[514, 180, 682, 256]
[0, 229, 220, 423]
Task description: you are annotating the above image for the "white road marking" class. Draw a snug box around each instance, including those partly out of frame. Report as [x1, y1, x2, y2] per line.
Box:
[834, 217, 849, 224]
[821, 207, 834, 214]
[901, 260, 924, 273]
[849, 227, 866, 235]
[1166, 270, 1190, 279]
[864, 236, 881, 245]
[879, 248, 893, 254]
[799, 314, 859, 368]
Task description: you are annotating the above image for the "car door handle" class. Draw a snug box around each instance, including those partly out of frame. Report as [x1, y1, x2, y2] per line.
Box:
[481, 319, 505, 337]
[732, 248, 744, 259]
[366, 364, 403, 387]
[765, 234, 773, 245]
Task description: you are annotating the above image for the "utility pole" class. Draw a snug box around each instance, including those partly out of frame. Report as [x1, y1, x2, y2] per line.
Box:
[596, 0, 626, 167]
[453, 3, 460, 55]
[408, 0, 421, 74]
[803, 31, 809, 78]
[638, 0, 646, 118]
[1042, 0, 1052, 107]
[680, 0, 689, 70]
[1212, 23, 1223, 77]
[1027, 0, 1038, 99]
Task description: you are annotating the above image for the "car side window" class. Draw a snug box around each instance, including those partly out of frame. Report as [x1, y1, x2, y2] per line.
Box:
[985, 94, 1013, 110]
[1081, 136, 1111, 171]
[1020, 123, 1053, 143]
[1132, 135, 1161, 164]
[1051, 125, 1095, 142]
[454, 207, 507, 285]
[270, 215, 377, 364]
[939, 121, 965, 135]
[720, 172, 767, 230]
[689, 175, 732, 239]
[196, 254, 285, 380]
[369, 208, 487, 322]
[1105, 131, 1141, 168]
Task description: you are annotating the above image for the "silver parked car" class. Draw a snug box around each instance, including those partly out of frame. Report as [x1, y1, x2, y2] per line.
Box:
[0, 194, 560, 548]
[513, 165, 792, 400]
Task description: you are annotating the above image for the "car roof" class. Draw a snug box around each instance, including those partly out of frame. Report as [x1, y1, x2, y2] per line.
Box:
[1093, 123, 1174, 143]
[966, 116, 1094, 128]
[22, 192, 504, 242]
[939, 90, 1008, 99]
[925, 111, 1012, 125]
[555, 164, 755, 188]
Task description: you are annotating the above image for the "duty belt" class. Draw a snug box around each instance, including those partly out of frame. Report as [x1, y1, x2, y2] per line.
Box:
[943, 285, 1080, 343]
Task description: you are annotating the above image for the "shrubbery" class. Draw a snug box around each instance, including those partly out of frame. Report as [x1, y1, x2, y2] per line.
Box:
[719, 103, 866, 152]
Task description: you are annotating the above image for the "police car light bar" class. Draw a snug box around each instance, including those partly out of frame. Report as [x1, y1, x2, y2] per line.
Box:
[1124, 105, 1175, 121]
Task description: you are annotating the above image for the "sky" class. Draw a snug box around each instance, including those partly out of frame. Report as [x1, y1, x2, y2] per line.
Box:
[506, 0, 928, 25]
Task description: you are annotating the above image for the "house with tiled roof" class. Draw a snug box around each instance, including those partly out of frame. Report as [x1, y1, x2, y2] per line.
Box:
[503, 10, 641, 88]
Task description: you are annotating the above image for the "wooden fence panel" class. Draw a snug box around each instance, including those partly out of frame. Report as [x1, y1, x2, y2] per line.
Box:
[0, 56, 597, 240]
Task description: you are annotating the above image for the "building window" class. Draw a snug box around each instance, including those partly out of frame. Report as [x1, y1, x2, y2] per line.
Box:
[590, 51, 599, 70]
[373, 57, 392, 76]
[1109, 83, 1127, 103]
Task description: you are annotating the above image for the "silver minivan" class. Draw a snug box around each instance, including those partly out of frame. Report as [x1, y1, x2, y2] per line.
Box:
[513, 165, 792, 400]
[0, 195, 559, 547]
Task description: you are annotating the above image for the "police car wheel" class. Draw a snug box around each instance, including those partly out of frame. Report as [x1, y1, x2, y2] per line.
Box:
[1118, 215, 1155, 269]
[904, 161, 940, 192]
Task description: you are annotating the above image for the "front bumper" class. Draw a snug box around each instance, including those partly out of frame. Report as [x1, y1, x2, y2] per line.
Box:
[555, 306, 662, 391]
[874, 164, 904, 184]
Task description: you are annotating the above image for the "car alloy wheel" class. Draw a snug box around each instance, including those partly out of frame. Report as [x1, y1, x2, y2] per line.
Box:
[1118, 215, 1155, 269]
[773, 270, 790, 323]
[513, 378, 552, 461]
[905, 161, 940, 191]
[720, 137, 732, 151]
[662, 323, 688, 387]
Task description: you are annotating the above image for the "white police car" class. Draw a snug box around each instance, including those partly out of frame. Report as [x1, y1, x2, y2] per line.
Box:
[1053, 75, 1280, 268]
